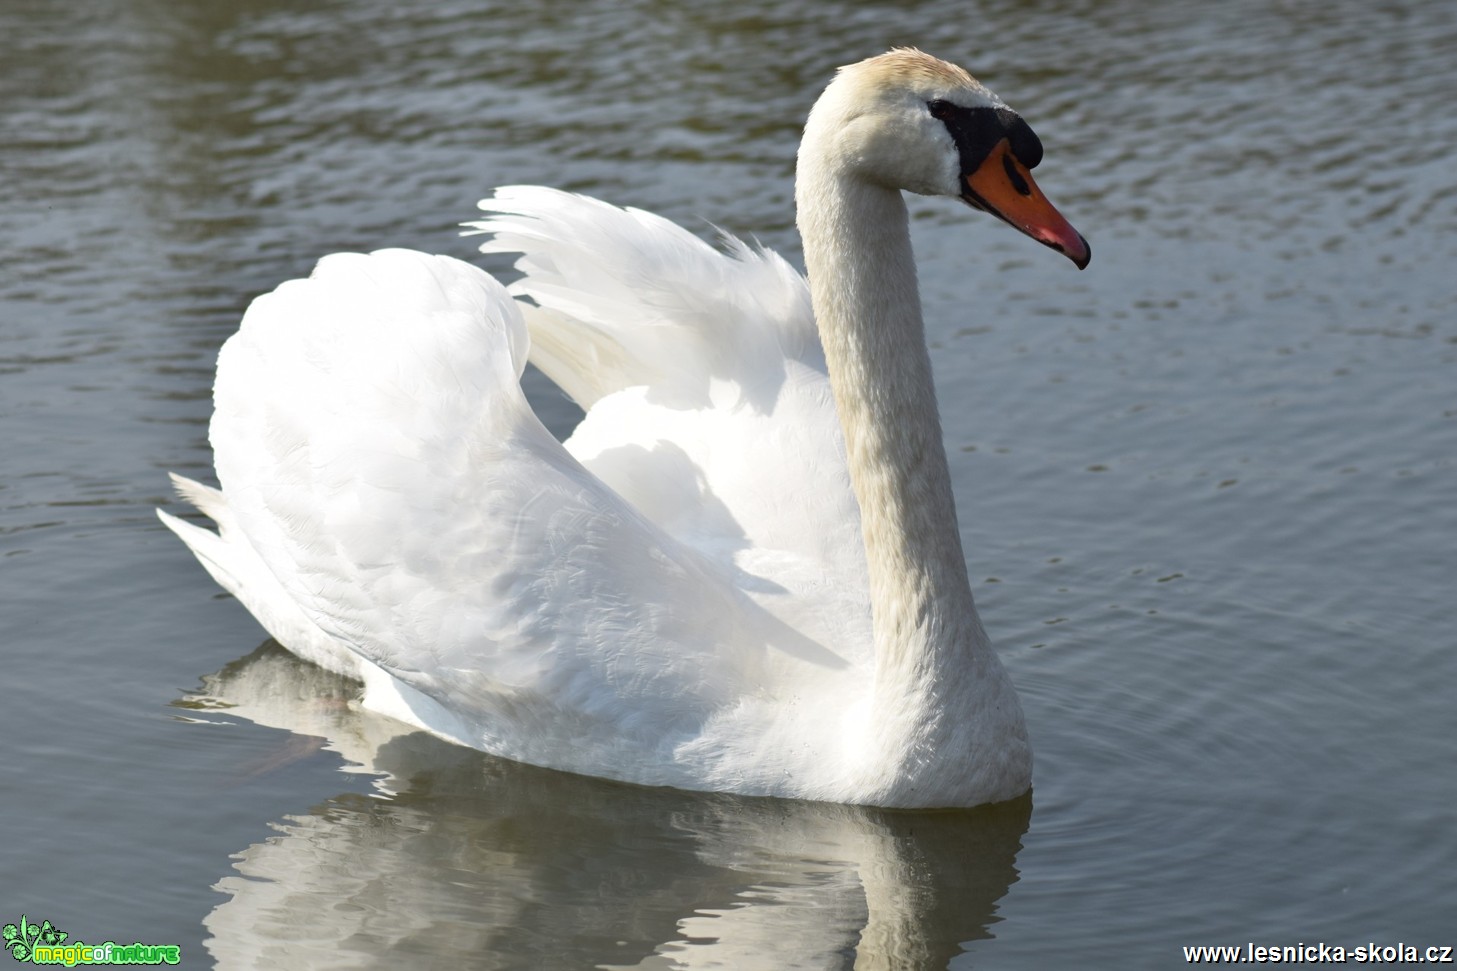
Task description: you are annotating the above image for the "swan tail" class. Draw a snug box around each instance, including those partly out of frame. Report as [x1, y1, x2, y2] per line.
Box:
[157, 495, 239, 594]
[157, 475, 368, 679]
[166, 472, 229, 526]
[159, 472, 270, 608]
[465, 186, 818, 407]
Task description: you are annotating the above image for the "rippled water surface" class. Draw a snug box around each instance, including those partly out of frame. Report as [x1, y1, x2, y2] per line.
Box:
[3, 0, 1454, 967]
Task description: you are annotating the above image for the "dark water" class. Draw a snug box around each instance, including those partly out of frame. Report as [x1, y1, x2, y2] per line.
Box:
[3, 0, 1454, 967]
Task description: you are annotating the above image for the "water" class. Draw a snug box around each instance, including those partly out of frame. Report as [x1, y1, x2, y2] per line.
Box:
[3, 0, 1454, 967]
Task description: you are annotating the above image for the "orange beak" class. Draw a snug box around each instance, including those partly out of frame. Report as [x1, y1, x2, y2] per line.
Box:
[963, 139, 1090, 269]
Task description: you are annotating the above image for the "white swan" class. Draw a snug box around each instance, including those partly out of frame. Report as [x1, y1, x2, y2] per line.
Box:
[159, 49, 1089, 809]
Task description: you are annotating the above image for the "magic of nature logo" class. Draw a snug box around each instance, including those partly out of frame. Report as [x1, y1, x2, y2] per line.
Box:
[3, 916, 180, 966]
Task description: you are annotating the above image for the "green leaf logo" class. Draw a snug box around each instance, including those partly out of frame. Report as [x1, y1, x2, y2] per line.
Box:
[4, 916, 69, 963]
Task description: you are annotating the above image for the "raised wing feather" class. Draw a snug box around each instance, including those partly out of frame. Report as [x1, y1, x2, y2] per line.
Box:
[202, 249, 835, 772]
[467, 190, 871, 656]
[468, 185, 819, 409]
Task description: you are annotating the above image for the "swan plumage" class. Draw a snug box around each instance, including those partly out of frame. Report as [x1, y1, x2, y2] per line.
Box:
[161, 49, 1088, 808]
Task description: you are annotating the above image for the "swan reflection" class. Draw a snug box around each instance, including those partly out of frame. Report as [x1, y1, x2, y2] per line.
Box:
[177, 643, 1030, 969]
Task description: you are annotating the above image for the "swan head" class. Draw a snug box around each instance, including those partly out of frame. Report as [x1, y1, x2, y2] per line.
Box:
[802, 48, 1090, 269]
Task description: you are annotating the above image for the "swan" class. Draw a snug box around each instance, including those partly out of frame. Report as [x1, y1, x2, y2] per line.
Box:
[159, 48, 1089, 809]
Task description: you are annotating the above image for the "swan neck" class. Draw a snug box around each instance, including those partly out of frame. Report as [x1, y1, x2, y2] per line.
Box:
[796, 161, 982, 671]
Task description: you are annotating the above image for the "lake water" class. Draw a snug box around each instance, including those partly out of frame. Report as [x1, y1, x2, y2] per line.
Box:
[3, 0, 1454, 967]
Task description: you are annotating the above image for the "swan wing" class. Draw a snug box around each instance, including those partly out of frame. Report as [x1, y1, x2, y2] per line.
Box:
[200, 249, 817, 768]
[469, 185, 820, 406]
[467, 189, 872, 657]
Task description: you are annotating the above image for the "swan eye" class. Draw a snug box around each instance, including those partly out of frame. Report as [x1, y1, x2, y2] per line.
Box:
[927, 99, 954, 119]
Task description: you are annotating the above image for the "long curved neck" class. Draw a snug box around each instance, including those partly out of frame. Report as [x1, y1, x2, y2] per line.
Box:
[796, 152, 985, 682]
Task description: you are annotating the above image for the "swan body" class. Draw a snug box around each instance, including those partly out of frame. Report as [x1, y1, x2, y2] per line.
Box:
[161, 49, 1088, 808]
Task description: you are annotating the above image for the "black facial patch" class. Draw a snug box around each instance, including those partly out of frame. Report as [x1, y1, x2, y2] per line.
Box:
[1002, 153, 1031, 196]
[927, 100, 1044, 175]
